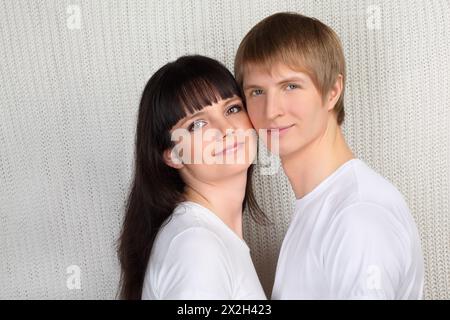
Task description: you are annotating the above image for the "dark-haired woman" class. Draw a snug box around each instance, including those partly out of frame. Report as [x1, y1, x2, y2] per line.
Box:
[118, 55, 268, 300]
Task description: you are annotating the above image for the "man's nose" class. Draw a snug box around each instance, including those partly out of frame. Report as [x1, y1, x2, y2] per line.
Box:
[264, 91, 284, 120]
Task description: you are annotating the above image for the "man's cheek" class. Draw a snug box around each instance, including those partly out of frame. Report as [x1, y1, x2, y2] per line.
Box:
[247, 109, 260, 125]
[248, 115, 261, 130]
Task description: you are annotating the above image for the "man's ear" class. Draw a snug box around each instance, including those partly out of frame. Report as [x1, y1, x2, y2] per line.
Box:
[163, 148, 184, 169]
[326, 74, 343, 111]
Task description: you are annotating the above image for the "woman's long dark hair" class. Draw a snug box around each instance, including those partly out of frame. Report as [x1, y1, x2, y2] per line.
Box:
[117, 55, 267, 300]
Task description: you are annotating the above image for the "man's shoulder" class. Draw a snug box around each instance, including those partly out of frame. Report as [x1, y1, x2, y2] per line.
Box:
[348, 159, 409, 209]
[321, 160, 412, 229]
[312, 159, 407, 216]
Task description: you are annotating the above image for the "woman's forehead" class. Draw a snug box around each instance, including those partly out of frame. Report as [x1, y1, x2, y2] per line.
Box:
[171, 95, 241, 129]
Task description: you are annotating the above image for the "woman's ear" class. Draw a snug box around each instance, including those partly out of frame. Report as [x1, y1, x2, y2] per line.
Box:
[327, 74, 343, 111]
[163, 148, 184, 169]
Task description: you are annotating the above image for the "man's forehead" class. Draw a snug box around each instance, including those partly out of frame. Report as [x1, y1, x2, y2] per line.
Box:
[243, 62, 310, 85]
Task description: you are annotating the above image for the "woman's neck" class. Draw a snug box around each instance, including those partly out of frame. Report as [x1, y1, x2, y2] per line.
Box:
[183, 171, 247, 239]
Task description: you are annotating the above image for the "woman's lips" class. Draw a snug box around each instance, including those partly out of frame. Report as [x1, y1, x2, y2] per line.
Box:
[214, 141, 245, 156]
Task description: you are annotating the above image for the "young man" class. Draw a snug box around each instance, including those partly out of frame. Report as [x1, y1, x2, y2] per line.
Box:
[234, 12, 424, 299]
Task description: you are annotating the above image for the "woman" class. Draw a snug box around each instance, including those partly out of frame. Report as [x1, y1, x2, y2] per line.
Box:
[117, 55, 268, 299]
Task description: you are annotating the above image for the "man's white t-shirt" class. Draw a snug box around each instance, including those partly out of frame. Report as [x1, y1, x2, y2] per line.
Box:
[272, 159, 424, 299]
[142, 201, 266, 300]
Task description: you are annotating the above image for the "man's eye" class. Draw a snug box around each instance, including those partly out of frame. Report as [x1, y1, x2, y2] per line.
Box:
[225, 105, 242, 115]
[251, 89, 264, 96]
[286, 83, 299, 90]
[188, 120, 207, 131]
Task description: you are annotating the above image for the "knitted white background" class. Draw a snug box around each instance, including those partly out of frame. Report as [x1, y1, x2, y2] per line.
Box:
[0, 0, 449, 299]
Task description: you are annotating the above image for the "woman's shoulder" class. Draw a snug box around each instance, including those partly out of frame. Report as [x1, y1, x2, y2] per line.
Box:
[169, 226, 228, 254]
[150, 223, 232, 280]
[160, 201, 216, 236]
[152, 202, 227, 258]
[145, 215, 234, 300]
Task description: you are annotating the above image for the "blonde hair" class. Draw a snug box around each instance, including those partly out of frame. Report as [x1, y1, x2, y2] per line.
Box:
[235, 12, 346, 125]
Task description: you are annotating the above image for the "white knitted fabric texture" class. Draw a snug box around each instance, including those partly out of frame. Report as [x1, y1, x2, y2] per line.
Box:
[0, 0, 449, 299]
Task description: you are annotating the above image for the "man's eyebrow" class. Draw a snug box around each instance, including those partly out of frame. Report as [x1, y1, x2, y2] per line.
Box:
[276, 76, 307, 85]
[243, 84, 261, 91]
[244, 76, 307, 90]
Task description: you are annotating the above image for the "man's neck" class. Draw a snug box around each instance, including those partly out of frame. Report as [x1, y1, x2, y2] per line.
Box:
[281, 122, 354, 200]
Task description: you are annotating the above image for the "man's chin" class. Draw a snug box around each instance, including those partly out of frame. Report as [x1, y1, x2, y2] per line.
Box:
[275, 144, 304, 160]
[264, 139, 293, 156]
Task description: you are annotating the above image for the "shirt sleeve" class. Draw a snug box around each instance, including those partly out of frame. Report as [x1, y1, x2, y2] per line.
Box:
[156, 227, 234, 299]
[321, 202, 410, 299]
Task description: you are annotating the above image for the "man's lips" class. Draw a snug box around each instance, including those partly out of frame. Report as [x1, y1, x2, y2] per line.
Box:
[266, 124, 295, 135]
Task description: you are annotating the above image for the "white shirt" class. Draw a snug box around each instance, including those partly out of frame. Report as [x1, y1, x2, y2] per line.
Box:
[142, 201, 266, 300]
[272, 159, 424, 300]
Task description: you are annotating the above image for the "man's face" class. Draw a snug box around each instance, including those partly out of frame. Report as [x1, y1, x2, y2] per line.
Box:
[243, 62, 333, 158]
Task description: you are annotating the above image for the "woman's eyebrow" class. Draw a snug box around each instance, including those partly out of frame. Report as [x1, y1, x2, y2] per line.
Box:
[177, 110, 206, 127]
[176, 97, 241, 127]
[222, 96, 241, 105]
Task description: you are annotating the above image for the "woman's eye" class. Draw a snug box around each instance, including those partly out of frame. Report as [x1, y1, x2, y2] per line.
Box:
[188, 120, 207, 131]
[251, 89, 264, 96]
[226, 105, 242, 115]
[286, 83, 299, 90]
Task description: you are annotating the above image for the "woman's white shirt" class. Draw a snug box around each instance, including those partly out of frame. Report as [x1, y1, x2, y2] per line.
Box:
[141, 201, 266, 300]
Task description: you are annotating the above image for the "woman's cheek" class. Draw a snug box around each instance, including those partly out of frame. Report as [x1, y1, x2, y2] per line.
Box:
[202, 140, 217, 163]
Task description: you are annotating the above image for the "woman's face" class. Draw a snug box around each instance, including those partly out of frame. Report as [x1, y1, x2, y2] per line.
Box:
[165, 95, 257, 183]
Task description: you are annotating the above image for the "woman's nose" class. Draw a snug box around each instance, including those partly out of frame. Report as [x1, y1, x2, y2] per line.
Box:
[216, 117, 236, 139]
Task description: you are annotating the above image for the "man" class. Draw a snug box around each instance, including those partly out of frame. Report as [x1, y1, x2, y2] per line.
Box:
[234, 12, 424, 299]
